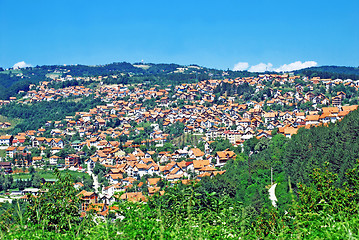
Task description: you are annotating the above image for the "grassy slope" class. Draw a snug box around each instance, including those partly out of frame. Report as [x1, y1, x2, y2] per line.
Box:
[0, 115, 23, 135]
[12, 170, 90, 181]
[172, 133, 204, 147]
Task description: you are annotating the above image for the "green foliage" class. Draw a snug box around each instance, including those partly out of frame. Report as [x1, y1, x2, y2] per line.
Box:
[214, 82, 254, 100]
[122, 183, 250, 239]
[0, 73, 32, 100]
[165, 121, 185, 140]
[93, 162, 107, 175]
[282, 109, 359, 185]
[25, 169, 82, 232]
[243, 136, 259, 155]
[210, 138, 234, 152]
[31, 174, 41, 188]
[296, 162, 359, 216]
[0, 96, 104, 131]
[0, 174, 14, 192]
[296, 66, 359, 80]
[3, 166, 359, 238]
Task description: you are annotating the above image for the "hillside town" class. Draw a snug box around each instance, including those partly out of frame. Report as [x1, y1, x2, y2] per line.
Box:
[0, 70, 358, 217]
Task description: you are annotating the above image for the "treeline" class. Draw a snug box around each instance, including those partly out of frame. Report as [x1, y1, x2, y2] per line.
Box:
[296, 65, 359, 80]
[47, 79, 96, 89]
[206, 108, 359, 212]
[102, 73, 208, 87]
[2, 108, 359, 237]
[0, 66, 57, 99]
[0, 96, 104, 132]
[0, 62, 218, 98]
[34, 62, 201, 77]
[214, 82, 254, 99]
[227, 70, 265, 79]
[43, 62, 144, 77]
[0, 74, 32, 100]
[282, 109, 359, 184]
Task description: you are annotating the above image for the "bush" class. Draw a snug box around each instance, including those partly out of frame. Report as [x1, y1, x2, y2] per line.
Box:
[25, 169, 82, 232]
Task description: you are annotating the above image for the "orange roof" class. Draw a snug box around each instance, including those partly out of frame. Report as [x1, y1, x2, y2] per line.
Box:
[77, 190, 96, 198]
[193, 160, 210, 169]
[190, 148, 205, 157]
[148, 187, 161, 194]
[199, 166, 217, 172]
[216, 150, 236, 159]
[305, 115, 320, 121]
[119, 192, 146, 202]
[322, 107, 339, 114]
[86, 203, 105, 212]
[0, 135, 12, 140]
[342, 105, 358, 112]
[147, 178, 161, 186]
[109, 173, 123, 180]
[284, 127, 298, 136]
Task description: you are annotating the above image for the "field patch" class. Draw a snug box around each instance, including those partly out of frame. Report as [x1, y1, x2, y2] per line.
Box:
[12, 169, 90, 181]
[0, 115, 23, 135]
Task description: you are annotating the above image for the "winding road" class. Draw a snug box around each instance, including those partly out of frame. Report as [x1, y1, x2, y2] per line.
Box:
[88, 170, 100, 193]
[268, 183, 278, 207]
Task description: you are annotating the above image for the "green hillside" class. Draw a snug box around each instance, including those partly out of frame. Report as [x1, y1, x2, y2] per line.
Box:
[296, 65, 359, 80]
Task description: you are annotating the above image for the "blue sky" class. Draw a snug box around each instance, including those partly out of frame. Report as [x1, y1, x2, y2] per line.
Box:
[0, 0, 358, 71]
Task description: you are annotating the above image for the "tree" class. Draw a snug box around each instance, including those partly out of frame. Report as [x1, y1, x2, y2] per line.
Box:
[83, 177, 94, 191]
[93, 162, 106, 175]
[28, 165, 35, 174]
[17, 179, 25, 190]
[81, 145, 90, 155]
[25, 169, 83, 232]
[210, 138, 233, 152]
[2, 175, 13, 192]
[31, 174, 41, 188]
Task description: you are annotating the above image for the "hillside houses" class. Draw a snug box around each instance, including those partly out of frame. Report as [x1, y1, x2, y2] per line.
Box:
[1, 72, 359, 204]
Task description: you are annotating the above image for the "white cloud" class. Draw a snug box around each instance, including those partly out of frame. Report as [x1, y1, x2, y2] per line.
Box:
[13, 61, 32, 69]
[233, 62, 249, 71]
[275, 61, 317, 72]
[248, 63, 273, 72]
[232, 60, 318, 73]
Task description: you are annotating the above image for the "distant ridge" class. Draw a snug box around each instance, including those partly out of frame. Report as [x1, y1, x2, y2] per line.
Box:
[295, 65, 359, 80]
[0, 62, 358, 100]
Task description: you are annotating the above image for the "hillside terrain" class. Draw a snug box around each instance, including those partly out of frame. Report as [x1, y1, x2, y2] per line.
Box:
[0, 62, 359, 238]
[2, 62, 358, 101]
[295, 65, 359, 80]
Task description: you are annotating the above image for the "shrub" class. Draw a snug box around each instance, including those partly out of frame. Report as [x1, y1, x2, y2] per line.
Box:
[25, 169, 82, 232]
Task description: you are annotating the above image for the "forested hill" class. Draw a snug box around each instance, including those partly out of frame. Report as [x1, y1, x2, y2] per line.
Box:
[295, 65, 359, 80]
[282, 107, 359, 184]
[1, 62, 358, 100]
[223, 107, 359, 207]
[0, 62, 245, 100]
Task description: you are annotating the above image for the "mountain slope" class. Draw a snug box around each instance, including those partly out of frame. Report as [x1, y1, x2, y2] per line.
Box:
[295, 65, 359, 80]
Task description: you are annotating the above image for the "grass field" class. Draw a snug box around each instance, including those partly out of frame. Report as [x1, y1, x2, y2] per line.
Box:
[0, 69, 23, 75]
[0, 115, 23, 135]
[133, 64, 150, 70]
[12, 169, 90, 181]
[0, 149, 6, 158]
[172, 133, 204, 147]
[45, 72, 62, 79]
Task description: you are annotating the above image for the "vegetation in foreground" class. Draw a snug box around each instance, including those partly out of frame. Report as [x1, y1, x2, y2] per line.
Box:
[2, 105, 359, 239]
[0, 160, 359, 239]
[1, 63, 359, 238]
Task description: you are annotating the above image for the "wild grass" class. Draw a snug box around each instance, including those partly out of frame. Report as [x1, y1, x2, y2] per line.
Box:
[2, 202, 359, 239]
[12, 169, 89, 181]
[172, 133, 204, 147]
[0, 115, 23, 135]
[2, 167, 359, 239]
